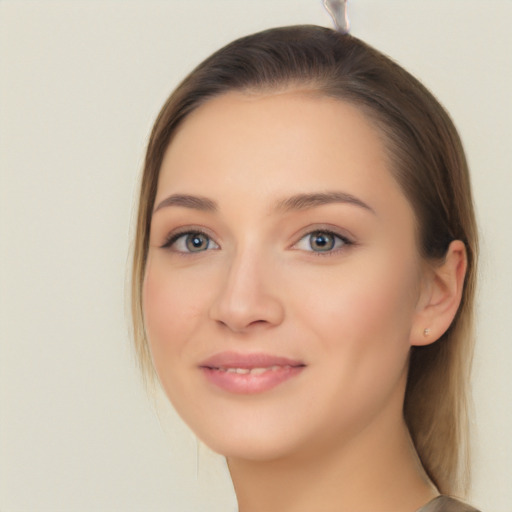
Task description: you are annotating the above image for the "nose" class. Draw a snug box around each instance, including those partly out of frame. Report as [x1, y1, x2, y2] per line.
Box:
[208, 248, 285, 333]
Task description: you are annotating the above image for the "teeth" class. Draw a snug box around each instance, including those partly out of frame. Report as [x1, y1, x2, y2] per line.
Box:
[218, 365, 293, 374]
[249, 367, 267, 375]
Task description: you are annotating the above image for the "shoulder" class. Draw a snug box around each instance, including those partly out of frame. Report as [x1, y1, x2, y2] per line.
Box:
[416, 495, 481, 512]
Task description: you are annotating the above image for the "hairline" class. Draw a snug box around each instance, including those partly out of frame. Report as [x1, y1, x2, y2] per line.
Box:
[157, 82, 429, 258]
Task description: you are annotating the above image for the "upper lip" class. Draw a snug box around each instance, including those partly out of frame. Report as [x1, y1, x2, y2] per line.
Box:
[199, 351, 306, 370]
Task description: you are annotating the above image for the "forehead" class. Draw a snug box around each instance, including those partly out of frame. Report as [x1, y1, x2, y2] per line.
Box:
[156, 90, 412, 223]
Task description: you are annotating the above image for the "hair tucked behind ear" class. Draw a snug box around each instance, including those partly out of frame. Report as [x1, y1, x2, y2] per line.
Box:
[131, 25, 477, 496]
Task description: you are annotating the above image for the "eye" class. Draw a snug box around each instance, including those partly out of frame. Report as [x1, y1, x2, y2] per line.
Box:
[162, 231, 219, 253]
[295, 230, 349, 253]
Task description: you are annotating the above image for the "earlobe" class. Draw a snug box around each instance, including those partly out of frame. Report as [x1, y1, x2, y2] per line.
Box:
[411, 240, 467, 347]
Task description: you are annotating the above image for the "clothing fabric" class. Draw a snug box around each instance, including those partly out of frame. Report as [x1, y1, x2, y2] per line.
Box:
[416, 495, 481, 512]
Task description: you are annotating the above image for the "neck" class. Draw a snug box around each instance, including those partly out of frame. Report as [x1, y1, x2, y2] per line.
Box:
[228, 401, 437, 512]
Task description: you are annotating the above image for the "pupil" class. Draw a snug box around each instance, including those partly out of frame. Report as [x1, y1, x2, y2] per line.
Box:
[311, 232, 334, 251]
[187, 233, 208, 251]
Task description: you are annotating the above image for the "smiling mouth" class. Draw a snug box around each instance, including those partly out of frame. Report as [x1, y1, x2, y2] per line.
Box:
[199, 353, 306, 394]
[204, 364, 303, 375]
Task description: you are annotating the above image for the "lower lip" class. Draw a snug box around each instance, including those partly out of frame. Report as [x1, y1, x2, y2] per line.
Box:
[200, 366, 305, 394]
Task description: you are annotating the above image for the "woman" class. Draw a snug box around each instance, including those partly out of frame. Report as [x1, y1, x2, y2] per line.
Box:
[131, 25, 479, 512]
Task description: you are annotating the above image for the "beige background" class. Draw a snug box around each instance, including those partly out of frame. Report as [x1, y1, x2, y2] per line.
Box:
[1, 1, 511, 511]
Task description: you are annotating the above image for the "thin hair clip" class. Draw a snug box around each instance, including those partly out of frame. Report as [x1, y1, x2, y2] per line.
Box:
[323, 0, 350, 34]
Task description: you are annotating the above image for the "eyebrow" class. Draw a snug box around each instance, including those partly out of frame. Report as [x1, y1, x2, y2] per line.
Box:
[153, 194, 218, 213]
[152, 191, 375, 215]
[275, 191, 375, 214]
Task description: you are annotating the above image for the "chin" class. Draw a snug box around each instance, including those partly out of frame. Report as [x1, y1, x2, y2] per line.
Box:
[191, 411, 336, 465]
[174, 405, 308, 462]
[201, 432, 303, 463]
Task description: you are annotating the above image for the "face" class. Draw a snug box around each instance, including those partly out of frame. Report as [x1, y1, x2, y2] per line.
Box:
[143, 91, 426, 462]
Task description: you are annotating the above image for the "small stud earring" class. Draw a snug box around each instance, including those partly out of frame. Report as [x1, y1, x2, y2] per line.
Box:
[423, 328, 431, 336]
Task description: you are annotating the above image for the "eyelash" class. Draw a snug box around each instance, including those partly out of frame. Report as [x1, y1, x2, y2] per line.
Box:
[160, 229, 219, 252]
[293, 229, 353, 256]
[159, 228, 354, 255]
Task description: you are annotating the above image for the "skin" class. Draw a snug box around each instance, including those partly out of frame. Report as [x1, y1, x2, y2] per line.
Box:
[143, 90, 466, 512]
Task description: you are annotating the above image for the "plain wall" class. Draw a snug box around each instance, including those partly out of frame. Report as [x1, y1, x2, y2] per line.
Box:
[1, 1, 511, 511]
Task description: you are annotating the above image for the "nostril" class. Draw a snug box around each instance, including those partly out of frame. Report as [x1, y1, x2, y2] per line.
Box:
[215, 317, 269, 333]
[249, 319, 268, 326]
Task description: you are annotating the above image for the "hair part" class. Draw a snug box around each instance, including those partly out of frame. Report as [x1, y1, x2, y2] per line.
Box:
[131, 25, 478, 496]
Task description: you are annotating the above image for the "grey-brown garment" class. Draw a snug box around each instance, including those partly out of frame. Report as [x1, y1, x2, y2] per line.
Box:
[416, 495, 481, 512]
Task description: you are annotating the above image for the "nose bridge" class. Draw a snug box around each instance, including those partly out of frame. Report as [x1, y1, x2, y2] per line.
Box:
[209, 240, 284, 332]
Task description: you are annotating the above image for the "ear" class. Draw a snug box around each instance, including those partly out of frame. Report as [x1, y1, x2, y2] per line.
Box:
[410, 240, 467, 347]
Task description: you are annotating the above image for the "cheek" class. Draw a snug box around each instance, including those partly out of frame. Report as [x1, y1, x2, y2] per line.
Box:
[288, 250, 420, 375]
[306, 253, 415, 315]
[142, 257, 204, 370]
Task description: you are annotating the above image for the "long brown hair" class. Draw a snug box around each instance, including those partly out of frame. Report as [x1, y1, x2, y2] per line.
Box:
[131, 25, 478, 496]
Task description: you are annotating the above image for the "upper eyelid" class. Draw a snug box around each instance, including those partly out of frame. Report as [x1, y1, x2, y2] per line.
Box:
[160, 227, 220, 249]
[291, 224, 355, 245]
[294, 230, 350, 248]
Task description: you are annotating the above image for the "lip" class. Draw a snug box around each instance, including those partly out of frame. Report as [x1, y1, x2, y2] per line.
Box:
[199, 351, 306, 395]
